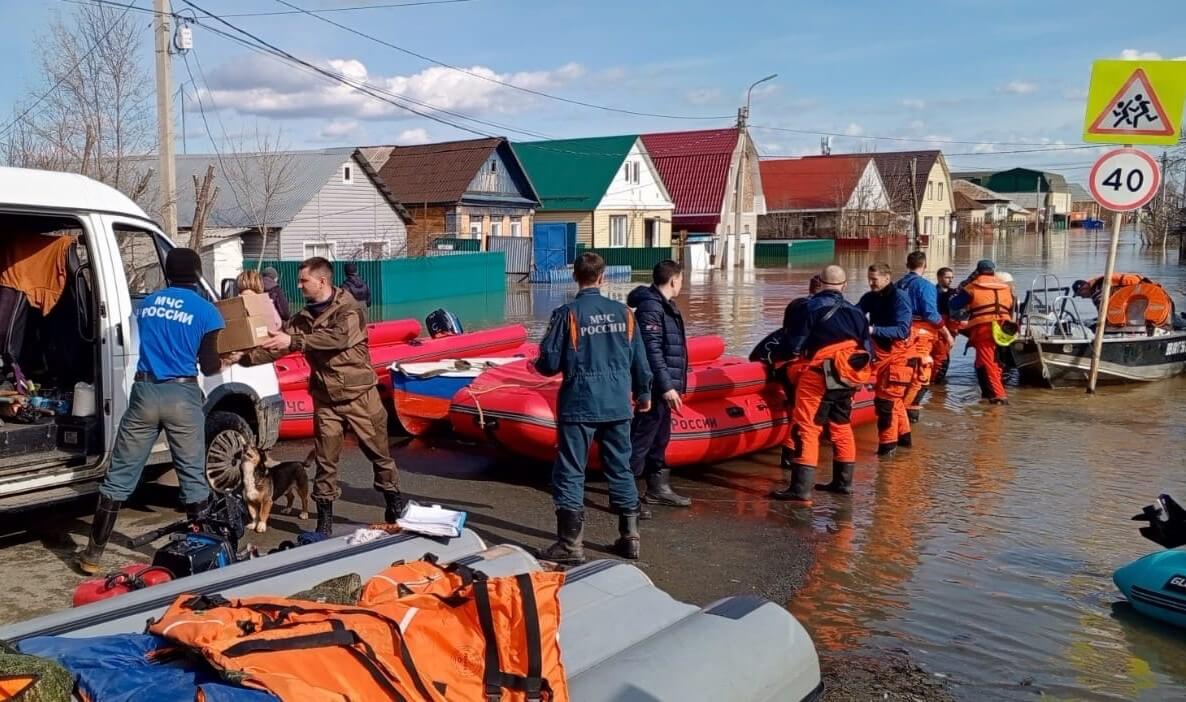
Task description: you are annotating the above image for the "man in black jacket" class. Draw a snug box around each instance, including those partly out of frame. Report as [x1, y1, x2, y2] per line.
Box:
[342, 263, 372, 308]
[627, 260, 692, 509]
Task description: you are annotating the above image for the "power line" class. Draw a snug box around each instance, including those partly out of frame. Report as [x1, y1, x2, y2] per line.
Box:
[751, 124, 1094, 149]
[0, 1, 137, 139]
[270, 0, 734, 121]
[222, 0, 477, 17]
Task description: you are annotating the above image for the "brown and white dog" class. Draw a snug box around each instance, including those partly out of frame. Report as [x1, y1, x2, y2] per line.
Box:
[240, 447, 314, 533]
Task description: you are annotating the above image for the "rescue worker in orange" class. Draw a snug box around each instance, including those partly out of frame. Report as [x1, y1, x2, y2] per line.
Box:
[770, 265, 872, 503]
[949, 259, 1014, 404]
[859, 263, 915, 456]
[894, 252, 954, 423]
[932, 267, 957, 384]
[1072, 273, 1147, 310]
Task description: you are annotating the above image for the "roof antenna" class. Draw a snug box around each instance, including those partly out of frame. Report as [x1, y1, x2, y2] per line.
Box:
[820, 136, 832, 156]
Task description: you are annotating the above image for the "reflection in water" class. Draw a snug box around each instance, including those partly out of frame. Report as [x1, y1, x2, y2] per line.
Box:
[396, 231, 1186, 700]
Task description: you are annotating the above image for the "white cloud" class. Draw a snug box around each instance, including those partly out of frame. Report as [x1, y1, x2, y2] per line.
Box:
[908, 119, 926, 130]
[1120, 49, 1162, 60]
[999, 81, 1039, 95]
[972, 143, 995, 154]
[396, 128, 431, 145]
[685, 88, 721, 105]
[844, 122, 864, 136]
[199, 53, 586, 121]
[317, 118, 359, 141]
[1063, 87, 1089, 100]
[901, 98, 926, 110]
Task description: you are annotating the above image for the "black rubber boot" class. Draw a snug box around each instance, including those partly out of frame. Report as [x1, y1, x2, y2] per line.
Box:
[897, 432, 913, 448]
[643, 469, 691, 508]
[184, 496, 210, 525]
[877, 442, 898, 456]
[636, 483, 653, 521]
[538, 509, 586, 565]
[933, 359, 950, 385]
[613, 510, 641, 560]
[989, 397, 1009, 406]
[78, 495, 121, 575]
[383, 491, 406, 523]
[315, 500, 334, 537]
[874, 398, 898, 457]
[771, 464, 815, 503]
[975, 367, 992, 399]
[815, 462, 855, 495]
[906, 408, 921, 424]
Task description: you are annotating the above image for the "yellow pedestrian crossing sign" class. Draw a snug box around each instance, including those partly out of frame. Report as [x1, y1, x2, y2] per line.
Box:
[1083, 60, 1186, 145]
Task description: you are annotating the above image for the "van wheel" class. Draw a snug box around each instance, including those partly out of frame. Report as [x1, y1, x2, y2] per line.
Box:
[205, 411, 254, 494]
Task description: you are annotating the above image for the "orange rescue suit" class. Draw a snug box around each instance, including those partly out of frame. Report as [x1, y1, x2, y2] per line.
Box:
[872, 337, 916, 444]
[962, 275, 1014, 400]
[149, 567, 568, 702]
[785, 340, 871, 468]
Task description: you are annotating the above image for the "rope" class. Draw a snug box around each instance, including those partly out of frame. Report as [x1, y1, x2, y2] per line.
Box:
[461, 380, 554, 429]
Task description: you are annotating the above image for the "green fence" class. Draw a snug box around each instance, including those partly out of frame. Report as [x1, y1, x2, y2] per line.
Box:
[754, 239, 835, 266]
[575, 245, 674, 270]
[250, 252, 506, 309]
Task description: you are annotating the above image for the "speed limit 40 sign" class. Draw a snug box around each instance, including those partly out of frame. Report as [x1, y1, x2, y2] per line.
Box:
[1088, 147, 1162, 211]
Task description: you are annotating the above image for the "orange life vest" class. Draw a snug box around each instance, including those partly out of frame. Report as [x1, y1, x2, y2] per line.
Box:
[149, 567, 568, 702]
[963, 276, 1014, 328]
[1089, 273, 1147, 291]
[359, 552, 478, 605]
[1105, 282, 1174, 328]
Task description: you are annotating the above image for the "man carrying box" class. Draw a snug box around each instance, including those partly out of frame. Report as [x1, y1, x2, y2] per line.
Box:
[236, 256, 404, 534]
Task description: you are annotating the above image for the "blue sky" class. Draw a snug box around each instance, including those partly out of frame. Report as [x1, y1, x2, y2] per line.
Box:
[2, 0, 1184, 185]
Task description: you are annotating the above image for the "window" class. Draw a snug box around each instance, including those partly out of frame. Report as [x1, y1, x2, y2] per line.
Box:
[468, 215, 484, 238]
[342, 164, 353, 184]
[114, 224, 172, 298]
[510, 216, 522, 236]
[362, 241, 386, 259]
[610, 215, 628, 247]
[937, 182, 944, 200]
[490, 160, 498, 174]
[490, 218, 502, 237]
[304, 242, 335, 260]
[927, 181, 934, 200]
[923, 217, 932, 235]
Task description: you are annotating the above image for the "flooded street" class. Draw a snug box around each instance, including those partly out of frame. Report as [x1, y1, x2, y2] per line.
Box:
[501, 231, 1186, 700]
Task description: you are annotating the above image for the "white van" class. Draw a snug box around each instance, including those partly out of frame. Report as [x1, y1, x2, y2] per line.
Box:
[0, 167, 282, 511]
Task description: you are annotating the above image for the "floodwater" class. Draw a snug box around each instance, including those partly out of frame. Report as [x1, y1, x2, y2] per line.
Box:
[381, 230, 1186, 700]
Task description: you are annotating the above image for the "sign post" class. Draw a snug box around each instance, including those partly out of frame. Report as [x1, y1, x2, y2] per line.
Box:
[1085, 147, 1162, 392]
[1080, 59, 1185, 393]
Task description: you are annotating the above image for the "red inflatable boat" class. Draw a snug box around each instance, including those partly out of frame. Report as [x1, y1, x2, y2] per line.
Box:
[276, 321, 528, 439]
[448, 336, 875, 468]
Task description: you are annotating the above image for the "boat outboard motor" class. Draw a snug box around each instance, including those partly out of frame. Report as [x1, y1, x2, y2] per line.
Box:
[1132, 494, 1186, 549]
[426, 308, 463, 339]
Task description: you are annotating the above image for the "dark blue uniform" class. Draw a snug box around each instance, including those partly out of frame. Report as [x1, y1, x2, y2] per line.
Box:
[536, 288, 653, 512]
[895, 272, 941, 325]
[626, 285, 687, 480]
[784, 290, 873, 358]
[858, 287, 912, 351]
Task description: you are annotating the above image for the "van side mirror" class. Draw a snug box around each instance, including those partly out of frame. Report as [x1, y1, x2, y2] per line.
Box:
[220, 278, 239, 300]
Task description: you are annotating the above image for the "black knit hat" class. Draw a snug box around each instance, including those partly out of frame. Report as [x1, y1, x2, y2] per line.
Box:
[165, 247, 203, 286]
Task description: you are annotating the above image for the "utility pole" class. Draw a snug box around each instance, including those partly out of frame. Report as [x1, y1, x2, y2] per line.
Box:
[1034, 176, 1042, 235]
[154, 0, 178, 239]
[1160, 151, 1170, 249]
[731, 73, 777, 269]
[909, 157, 919, 246]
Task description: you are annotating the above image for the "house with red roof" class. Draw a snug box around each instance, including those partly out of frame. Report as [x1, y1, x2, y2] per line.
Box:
[758, 155, 892, 240]
[639, 128, 765, 255]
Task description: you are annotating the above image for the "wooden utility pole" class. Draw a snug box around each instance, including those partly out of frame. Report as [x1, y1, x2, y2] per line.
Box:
[1160, 151, 1170, 248]
[909, 157, 919, 246]
[154, 0, 177, 239]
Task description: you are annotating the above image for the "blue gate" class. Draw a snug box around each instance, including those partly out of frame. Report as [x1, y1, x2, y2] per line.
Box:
[532, 222, 576, 276]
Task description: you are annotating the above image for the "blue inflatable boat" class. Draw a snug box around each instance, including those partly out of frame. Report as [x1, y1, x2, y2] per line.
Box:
[1114, 494, 1186, 627]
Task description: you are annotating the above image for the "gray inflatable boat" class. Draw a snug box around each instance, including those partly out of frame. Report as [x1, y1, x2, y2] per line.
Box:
[1, 529, 822, 701]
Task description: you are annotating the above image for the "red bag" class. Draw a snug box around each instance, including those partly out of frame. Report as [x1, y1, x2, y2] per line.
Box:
[72, 565, 174, 607]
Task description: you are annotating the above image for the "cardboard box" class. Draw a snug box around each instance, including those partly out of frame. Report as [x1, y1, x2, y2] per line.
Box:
[216, 294, 275, 321]
[217, 315, 271, 353]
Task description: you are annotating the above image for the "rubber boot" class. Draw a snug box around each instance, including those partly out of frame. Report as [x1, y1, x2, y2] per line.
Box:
[874, 399, 897, 457]
[184, 496, 210, 525]
[315, 500, 334, 537]
[897, 432, 913, 448]
[383, 490, 406, 524]
[815, 462, 855, 495]
[933, 358, 950, 385]
[538, 509, 586, 565]
[613, 509, 641, 560]
[877, 442, 898, 456]
[989, 397, 1009, 406]
[643, 469, 691, 507]
[635, 483, 654, 521]
[771, 464, 815, 504]
[975, 367, 992, 399]
[78, 495, 121, 575]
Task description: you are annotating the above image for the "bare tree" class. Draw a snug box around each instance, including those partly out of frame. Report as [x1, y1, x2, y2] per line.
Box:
[189, 165, 220, 251]
[219, 127, 297, 264]
[2, 3, 153, 196]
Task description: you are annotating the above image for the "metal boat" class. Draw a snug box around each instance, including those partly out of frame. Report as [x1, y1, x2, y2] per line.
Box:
[1005, 275, 1186, 386]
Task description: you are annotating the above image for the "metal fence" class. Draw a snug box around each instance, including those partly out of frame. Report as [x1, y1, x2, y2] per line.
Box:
[574, 245, 674, 270]
[487, 236, 532, 275]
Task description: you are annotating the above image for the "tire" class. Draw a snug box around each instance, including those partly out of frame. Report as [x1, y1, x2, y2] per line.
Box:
[205, 410, 255, 494]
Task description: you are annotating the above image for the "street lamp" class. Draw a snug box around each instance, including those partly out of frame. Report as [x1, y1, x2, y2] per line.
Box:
[732, 74, 778, 268]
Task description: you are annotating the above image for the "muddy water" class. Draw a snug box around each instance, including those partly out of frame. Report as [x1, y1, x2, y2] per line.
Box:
[496, 231, 1186, 701]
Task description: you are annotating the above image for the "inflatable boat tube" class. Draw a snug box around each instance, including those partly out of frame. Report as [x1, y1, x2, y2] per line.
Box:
[688, 335, 727, 364]
[365, 318, 423, 346]
[278, 324, 530, 438]
[1114, 549, 1186, 628]
[390, 356, 529, 436]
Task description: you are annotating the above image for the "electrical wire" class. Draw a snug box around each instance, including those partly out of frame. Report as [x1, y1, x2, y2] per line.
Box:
[222, 0, 477, 17]
[751, 124, 1096, 149]
[0, 1, 137, 138]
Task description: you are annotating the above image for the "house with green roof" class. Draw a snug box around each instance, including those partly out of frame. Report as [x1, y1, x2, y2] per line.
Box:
[513, 135, 674, 249]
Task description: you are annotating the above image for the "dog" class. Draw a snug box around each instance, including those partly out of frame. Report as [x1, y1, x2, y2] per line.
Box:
[240, 447, 314, 533]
